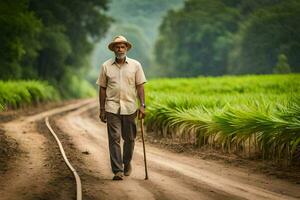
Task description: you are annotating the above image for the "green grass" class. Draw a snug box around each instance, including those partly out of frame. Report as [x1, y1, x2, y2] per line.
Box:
[0, 80, 60, 111]
[146, 74, 299, 95]
[145, 74, 300, 164]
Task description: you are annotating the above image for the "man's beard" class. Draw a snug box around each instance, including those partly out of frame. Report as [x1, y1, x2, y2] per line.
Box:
[115, 52, 126, 59]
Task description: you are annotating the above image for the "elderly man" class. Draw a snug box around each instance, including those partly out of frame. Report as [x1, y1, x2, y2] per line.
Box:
[96, 35, 147, 180]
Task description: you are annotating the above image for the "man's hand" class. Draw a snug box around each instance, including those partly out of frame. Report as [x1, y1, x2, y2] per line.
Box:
[99, 110, 107, 123]
[138, 106, 146, 119]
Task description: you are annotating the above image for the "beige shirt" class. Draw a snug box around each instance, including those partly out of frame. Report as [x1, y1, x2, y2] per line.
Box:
[96, 57, 147, 115]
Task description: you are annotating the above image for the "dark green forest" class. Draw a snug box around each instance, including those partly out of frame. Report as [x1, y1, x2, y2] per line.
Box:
[0, 0, 111, 97]
[154, 0, 300, 77]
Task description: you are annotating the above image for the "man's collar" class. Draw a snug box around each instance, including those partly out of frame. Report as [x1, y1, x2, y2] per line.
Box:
[112, 56, 128, 65]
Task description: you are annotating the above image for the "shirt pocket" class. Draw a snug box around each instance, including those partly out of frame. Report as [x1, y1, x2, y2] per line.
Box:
[126, 71, 136, 86]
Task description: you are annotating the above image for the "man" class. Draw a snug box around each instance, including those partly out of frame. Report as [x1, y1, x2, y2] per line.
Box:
[96, 35, 146, 180]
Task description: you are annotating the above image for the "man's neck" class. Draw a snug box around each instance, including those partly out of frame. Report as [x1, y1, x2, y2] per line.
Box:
[115, 57, 126, 64]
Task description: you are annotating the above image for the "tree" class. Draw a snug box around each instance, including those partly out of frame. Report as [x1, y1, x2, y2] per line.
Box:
[154, 0, 240, 77]
[155, 0, 300, 76]
[0, 0, 42, 79]
[273, 54, 291, 74]
[28, 0, 112, 82]
[0, 0, 112, 98]
[228, 0, 300, 74]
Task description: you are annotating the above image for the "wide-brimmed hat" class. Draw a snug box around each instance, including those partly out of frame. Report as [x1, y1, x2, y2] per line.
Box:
[108, 35, 132, 51]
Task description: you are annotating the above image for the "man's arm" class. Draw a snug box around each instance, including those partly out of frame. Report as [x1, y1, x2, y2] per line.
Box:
[99, 86, 106, 109]
[136, 83, 146, 119]
[99, 86, 107, 122]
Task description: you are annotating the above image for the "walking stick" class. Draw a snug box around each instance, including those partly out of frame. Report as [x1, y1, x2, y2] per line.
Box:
[140, 118, 149, 180]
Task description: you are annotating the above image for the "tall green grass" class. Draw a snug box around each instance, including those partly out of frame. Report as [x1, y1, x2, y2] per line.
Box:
[145, 74, 300, 164]
[147, 74, 299, 95]
[0, 80, 60, 111]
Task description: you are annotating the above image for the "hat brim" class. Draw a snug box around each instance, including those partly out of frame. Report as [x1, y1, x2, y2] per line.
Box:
[108, 41, 132, 51]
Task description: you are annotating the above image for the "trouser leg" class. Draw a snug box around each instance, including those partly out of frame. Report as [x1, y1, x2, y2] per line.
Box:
[121, 112, 137, 166]
[106, 112, 123, 174]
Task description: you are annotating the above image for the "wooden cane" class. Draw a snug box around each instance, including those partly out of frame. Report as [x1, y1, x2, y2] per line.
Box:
[140, 118, 149, 180]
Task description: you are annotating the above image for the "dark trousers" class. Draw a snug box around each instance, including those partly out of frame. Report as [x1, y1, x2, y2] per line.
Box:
[106, 112, 137, 174]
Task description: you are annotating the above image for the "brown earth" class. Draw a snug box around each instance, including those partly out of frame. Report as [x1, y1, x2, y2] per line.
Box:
[0, 99, 299, 200]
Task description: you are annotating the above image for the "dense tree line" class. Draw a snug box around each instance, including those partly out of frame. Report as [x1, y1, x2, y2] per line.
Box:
[0, 0, 111, 97]
[154, 0, 300, 77]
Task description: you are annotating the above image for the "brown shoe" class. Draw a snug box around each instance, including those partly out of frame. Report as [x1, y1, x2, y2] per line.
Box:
[124, 163, 132, 176]
[113, 172, 123, 180]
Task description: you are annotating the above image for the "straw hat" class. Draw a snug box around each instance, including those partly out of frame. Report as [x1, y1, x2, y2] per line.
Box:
[108, 35, 132, 51]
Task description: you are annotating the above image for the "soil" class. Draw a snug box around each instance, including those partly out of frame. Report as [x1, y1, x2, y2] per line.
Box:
[0, 99, 299, 200]
[143, 135, 300, 184]
[0, 99, 81, 123]
[0, 128, 21, 174]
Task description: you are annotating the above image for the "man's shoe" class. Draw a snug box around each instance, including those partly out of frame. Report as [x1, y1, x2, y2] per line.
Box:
[112, 172, 123, 180]
[124, 163, 132, 176]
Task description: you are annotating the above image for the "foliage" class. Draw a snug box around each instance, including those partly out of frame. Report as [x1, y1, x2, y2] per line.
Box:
[0, 0, 42, 79]
[146, 74, 299, 95]
[59, 70, 97, 99]
[145, 74, 300, 164]
[273, 54, 291, 74]
[0, 0, 111, 98]
[229, 0, 300, 74]
[155, 0, 300, 77]
[0, 80, 60, 110]
[155, 0, 240, 77]
[28, 0, 111, 78]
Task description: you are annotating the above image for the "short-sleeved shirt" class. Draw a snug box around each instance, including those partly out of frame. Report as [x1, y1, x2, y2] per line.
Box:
[96, 57, 147, 115]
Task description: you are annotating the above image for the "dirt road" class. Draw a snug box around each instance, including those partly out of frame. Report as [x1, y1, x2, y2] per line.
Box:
[0, 99, 299, 200]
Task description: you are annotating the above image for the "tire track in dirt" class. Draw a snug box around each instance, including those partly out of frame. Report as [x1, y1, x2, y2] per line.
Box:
[0, 99, 93, 200]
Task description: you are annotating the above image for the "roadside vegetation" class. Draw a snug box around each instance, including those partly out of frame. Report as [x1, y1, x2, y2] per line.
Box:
[0, 80, 60, 111]
[146, 74, 300, 165]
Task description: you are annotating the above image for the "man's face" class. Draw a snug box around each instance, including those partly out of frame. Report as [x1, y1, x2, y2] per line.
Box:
[113, 43, 128, 59]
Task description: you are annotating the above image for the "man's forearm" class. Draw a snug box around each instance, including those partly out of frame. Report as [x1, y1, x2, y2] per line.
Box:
[136, 84, 145, 105]
[99, 87, 106, 110]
